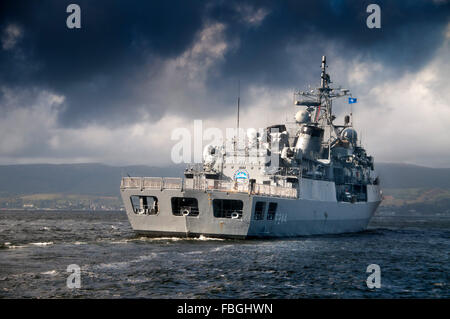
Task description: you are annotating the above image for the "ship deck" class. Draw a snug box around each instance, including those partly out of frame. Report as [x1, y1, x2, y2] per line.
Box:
[120, 177, 298, 199]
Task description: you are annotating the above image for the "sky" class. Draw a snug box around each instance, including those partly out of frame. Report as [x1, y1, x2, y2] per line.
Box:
[0, 0, 449, 167]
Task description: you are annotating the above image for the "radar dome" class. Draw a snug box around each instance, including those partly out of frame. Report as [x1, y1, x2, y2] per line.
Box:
[247, 128, 258, 148]
[295, 110, 311, 123]
[247, 128, 257, 140]
[341, 128, 358, 144]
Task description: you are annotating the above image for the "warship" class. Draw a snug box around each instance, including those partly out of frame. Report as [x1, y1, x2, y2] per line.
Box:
[120, 56, 382, 238]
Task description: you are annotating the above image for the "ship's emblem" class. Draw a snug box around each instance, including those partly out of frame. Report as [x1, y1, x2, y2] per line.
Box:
[234, 169, 249, 182]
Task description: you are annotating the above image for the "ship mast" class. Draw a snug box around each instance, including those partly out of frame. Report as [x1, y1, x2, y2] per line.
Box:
[320, 55, 329, 89]
[319, 55, 333, 126]
[237, 80, 240, 131]
[234, 80, 241, 151]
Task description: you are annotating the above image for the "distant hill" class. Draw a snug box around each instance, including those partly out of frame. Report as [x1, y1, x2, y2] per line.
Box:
[0, 163, 184, 197]
[375, 163, 450, 189]
[0, 162, 449, 197]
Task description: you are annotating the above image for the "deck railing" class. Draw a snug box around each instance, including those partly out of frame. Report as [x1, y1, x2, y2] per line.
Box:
[121, 177, 297, 199]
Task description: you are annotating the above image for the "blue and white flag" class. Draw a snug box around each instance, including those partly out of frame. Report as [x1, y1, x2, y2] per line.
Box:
[348, 97, 357, 104]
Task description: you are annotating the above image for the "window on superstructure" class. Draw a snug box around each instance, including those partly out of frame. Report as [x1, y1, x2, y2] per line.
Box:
[254, 201, 266, 220]
[267, 202, 277, 220]
[213, 199, 243, 219]
[130, 196, 158, 215]
[171, 197, 199, 216]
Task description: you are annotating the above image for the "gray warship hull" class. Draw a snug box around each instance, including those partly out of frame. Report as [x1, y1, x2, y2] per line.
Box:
[120, 177, 381, 239]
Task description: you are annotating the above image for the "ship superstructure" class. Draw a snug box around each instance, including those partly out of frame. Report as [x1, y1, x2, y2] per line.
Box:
[120, 57, 382, 238]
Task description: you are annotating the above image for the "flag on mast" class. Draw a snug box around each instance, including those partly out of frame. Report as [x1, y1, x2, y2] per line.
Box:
[348, 97, 357, 104]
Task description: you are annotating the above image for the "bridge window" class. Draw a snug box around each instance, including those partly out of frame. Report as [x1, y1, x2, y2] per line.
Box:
[130, 196, 158, 215]
[171, 197, 199, 216]
[213, 199, 243, 219]
[254, 202, 266, 220]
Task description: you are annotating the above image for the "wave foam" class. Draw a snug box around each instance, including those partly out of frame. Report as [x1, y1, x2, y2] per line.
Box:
[30, 242, 53, 246]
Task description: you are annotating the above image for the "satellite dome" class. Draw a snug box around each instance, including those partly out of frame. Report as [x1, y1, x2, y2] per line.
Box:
[341, 128, 358, 144]
[295, 110, 311, 123]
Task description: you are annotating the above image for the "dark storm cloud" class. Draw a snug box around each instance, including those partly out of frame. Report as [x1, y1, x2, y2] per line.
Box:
[0, 0, 448, 127]
[209, 0, 449, 88]
[0, 0, 204, 84]
[0, 0, 206, 125]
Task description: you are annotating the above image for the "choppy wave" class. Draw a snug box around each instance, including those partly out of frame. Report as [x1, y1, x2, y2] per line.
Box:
[92, 253, 159, 270]
[1, 241, 54, 249]
[3, 243, 27, 249]
[135, 235, 226, 242]
[107, 235, 226, 244]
